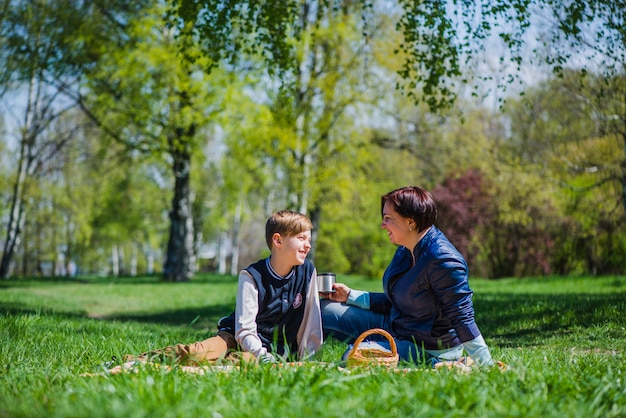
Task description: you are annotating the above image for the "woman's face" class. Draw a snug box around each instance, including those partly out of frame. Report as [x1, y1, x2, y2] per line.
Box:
[381, 201, 413, 247]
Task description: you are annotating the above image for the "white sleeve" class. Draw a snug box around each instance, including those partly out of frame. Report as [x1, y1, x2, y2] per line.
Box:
[234, 270, 268, 358]
[296, 268, 324, 359]
[463, 335, 494, 367]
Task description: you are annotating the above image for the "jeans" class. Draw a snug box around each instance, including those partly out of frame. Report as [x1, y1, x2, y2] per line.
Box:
[321, 299, 463, 366]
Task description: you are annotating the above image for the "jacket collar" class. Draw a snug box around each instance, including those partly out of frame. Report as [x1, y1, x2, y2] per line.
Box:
[412, 226, 437, 258]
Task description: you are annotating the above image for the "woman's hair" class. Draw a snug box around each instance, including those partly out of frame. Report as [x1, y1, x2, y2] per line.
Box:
[381, 186, 437, 233]
[265, 210, 314, 249]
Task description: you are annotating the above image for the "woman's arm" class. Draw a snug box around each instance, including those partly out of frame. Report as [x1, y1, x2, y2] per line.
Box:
[324, 283, 389, 313]
[430, 256, 482, 342]
[462, 335, 494, 367]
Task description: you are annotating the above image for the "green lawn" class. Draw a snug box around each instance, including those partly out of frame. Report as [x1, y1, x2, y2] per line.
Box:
[1, 274, 625, 417]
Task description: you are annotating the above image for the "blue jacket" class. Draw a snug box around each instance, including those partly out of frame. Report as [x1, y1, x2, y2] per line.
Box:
[247, 258, 314, 355]
[370, 226, 482, 350]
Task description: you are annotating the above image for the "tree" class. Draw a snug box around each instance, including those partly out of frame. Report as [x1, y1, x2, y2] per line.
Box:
[70, 3, 224, 281]
[491, 1, 626, 217]
[0, 0, 153, 278]
[431, 169, 495, 269]
[0, 0, 82, 277]
[505, 71, 626, 275]
[87, 152, 169, 277]
[204, 1, 391, 267]
[171, 0, 626, 207]
[167, 1, 460, 112]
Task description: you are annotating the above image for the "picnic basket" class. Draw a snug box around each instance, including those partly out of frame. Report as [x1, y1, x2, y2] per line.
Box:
[346, 328, 399, 368]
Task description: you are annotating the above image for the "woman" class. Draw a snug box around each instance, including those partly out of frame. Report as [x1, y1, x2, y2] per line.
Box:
[321, 186, 494, 367]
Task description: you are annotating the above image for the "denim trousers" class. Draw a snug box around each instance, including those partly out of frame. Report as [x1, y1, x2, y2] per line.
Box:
[321, 299, 463, 366]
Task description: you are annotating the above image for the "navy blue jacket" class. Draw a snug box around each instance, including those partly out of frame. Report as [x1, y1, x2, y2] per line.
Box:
[247, 258, 314, 355]
[370, 226, 482, 350]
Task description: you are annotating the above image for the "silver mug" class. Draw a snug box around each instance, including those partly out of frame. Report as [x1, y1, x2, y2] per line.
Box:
[317, 273, 336, 293]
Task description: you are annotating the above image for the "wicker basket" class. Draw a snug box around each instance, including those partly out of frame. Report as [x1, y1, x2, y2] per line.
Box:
[346, 328, 399, 368]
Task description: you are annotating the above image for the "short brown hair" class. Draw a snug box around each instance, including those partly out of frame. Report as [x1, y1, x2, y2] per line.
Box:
[381, 186, 437, 233]
[265, 210, 314, 249]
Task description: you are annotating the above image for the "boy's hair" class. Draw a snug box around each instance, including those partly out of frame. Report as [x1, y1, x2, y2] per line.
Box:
[265, 210, 313, 249]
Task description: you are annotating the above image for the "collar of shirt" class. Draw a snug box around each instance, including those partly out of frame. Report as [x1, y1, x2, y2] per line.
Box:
[266, 257, 295, 281]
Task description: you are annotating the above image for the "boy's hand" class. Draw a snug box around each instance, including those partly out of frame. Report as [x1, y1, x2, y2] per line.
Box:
[321, 283, 350, 303]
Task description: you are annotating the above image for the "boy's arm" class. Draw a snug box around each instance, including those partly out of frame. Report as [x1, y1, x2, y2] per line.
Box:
[296, 268, 323, 359]
[235, 270, 269, 359]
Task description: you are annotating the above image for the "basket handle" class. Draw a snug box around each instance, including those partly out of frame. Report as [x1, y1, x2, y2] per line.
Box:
[349, 328, 398, 357]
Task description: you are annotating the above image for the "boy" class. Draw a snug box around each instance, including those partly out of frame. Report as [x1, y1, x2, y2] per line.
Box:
[112, 210, 322, 370]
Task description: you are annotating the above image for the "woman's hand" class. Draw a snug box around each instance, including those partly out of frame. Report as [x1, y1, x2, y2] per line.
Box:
[321, 282, 351, 303]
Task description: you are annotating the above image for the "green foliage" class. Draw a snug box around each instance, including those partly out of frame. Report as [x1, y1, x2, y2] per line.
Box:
[432, 169, 495, 272]
[83, 1, 220, 154]
[1, 275, 625, 417]
[77, 1, 230, 281]
[168, 0, 532, 112]
[502, 70, 626, 275]
[171, 0, 301, 75]
[170, 0, 626, 112]
[3, 0, 626, 280]
[314, 179, 395, 278]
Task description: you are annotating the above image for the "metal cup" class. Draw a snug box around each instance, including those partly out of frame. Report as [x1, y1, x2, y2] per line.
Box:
[317, 273, 336, 293]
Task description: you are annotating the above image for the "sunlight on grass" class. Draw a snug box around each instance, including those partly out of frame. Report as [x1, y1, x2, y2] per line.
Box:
[1, 274, 625, 417]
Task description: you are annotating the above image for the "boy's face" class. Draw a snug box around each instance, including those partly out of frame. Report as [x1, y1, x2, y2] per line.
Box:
[275, 230, 312, 265]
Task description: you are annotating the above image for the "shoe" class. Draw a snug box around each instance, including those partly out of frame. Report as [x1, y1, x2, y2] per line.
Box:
[103, 356, 117, 369]
[217, 314, 235, 332]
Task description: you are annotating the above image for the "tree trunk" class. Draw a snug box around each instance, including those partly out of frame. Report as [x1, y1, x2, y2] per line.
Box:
[0, 190, 24, 279]
[144, 244, 154, 275]
[0, 79, 37, 278]
[130, 245, 137, 277]
[111, 245, 119, 276]
[217, 231, 228, 275]
[162, 147, 196, 281]
[308, 204, 321, 262]
[621, 129, 626, 219]
[118, 246, 125, 276]
[64, 218, 74, 277]
[229, 200, 242, 276]
[1, 54, 74, 277]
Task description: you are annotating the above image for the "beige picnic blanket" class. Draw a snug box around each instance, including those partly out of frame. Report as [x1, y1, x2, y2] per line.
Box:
[81, 360, 326, 377]
[81, 356, 507, 377]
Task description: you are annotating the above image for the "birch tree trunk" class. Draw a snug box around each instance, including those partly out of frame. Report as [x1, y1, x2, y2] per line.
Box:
[111, 245, 119, 277]
[217, 231, 228, 275]
[229, 200, 242, 276]
[0, 147, 28, 278]
[144, 244, 155, 275]
[130, 245, 137, 277]
[0, 74, 39, 278]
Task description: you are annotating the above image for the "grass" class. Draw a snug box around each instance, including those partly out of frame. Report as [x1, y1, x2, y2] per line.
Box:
[1, 274, 625, 417]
